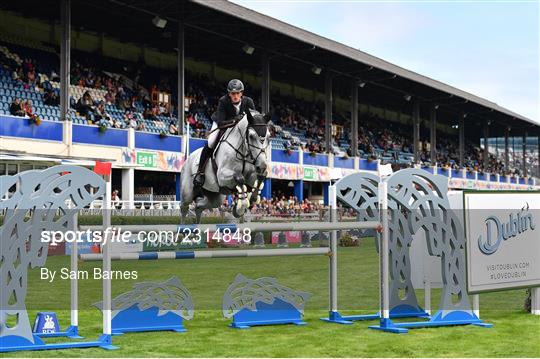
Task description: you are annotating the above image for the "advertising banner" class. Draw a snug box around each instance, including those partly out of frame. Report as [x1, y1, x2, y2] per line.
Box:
[271, 231, 302, 244]
[464, 191, 540, 293]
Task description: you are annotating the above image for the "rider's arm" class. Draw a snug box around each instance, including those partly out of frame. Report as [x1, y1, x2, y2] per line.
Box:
[213, 97, 228, 124]
[245, 97, 256, 111]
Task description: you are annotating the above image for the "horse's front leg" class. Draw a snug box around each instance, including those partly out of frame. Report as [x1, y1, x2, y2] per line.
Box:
[218, 169, 249, 218]
[233, 174, 251, 209]
[248, 178, 265, 205]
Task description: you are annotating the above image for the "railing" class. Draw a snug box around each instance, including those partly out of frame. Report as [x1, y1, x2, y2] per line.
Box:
[1, 115, 538, 185]
[81, 200, 183, 216]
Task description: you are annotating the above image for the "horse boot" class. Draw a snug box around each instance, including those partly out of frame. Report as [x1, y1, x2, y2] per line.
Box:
[193, 145, 212, 188]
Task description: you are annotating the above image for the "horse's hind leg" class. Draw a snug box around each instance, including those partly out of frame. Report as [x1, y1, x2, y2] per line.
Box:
[194, 195, 210, 224]
[180, 202, 189, 224]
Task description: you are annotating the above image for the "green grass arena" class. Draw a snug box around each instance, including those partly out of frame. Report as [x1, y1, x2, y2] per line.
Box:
[8, 241, 540, 358]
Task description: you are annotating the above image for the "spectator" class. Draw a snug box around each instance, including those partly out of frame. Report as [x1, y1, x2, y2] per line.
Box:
[111, 190, 121, 208]
[23, 100, 34, 118]
[77, 91, 95, 118]
[94, 102, 114, 126]
[44, 89, 60, 106]
[104, 89, 116, 104]
[12, 67, 22, 83]
[50, 69, 60, 82]
[9, 98, 25, 117]
[124, 111, 138, 129]
[137, 120, 146, 131]
[143, 106, 156, 121]
[169, 121, 178, 135]
[25, 68, 36, 88]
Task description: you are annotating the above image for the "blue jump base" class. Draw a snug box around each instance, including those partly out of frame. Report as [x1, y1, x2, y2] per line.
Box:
[321, 304, 430, 324]
[368, 310, 492, 334]
[35, 325, 83, 339]
[0, 334, 117, 353]
[31, 312, 84, 339]
[109, 304, 187, 334]
[229, 298, 307, 329]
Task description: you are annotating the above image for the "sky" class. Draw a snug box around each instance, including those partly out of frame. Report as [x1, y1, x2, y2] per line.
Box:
[231, 0, 539, 124]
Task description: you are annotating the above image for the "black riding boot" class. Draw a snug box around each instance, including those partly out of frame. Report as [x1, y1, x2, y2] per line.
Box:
[193, 145, 212, 187]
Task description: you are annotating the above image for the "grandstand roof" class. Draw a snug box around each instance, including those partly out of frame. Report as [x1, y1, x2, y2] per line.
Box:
[192, 0, 535, 127]
[3, 0, 537, 134]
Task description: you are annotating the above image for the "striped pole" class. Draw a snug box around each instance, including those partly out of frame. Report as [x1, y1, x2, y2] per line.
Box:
[329, 185, 338, 314]
[81, 247, 330, 262]
[80, 220, 381, 233]
[379, 180, 390, 321]
[103, 175, 112, 337]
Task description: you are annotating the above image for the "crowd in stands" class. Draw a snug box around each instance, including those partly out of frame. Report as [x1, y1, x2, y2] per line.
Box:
[0, 40, 536, 178]
[252, 196, 323, 216]
[220, 192, 324, 216]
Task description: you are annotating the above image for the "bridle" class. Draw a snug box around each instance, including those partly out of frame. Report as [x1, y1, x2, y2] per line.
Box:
[216, 116, 268, 175]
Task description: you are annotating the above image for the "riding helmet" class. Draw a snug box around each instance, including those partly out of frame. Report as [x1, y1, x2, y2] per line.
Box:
[227, 79, 244, 93]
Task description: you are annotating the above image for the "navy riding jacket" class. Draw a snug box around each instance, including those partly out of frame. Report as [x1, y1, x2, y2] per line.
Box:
[211, 95, 256, 125]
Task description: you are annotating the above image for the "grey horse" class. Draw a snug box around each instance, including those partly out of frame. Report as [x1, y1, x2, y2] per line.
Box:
[180, 110, 270, 223]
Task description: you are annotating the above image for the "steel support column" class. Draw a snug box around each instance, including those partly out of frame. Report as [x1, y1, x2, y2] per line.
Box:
[60, 0, 70, 123]
[261, 52, 270, 114]
[430, 105, 437, 164]
[523, 132, 527, 177]
[412, 101, 420, 163]
[459, 115, 465, 167]
[504, 127, 510, 172]
[325, 73, 333, 153]
[483, 120, 490, 170]
[351, 80, 358, 157]
[537, 135, 540, 178]
[177, 21, 185, 135]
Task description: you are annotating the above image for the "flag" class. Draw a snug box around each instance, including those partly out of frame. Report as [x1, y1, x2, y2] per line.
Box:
[93, 161, 112, 176]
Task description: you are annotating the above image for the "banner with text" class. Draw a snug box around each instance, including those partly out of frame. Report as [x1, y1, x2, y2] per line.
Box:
[464, 191, 540, 293]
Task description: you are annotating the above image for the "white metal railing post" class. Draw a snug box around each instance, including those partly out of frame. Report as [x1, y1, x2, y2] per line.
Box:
[328, 184, 338, 314]
[378, 180, 390, 321]
[70, 205, 79, 334]
[473, 294, 480, 318]
[103, 175, 112, 336]
[532, 287, 540, 315]
[424, 279, 431, 316]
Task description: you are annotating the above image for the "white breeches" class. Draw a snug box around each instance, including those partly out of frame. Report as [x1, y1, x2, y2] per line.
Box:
[207, 122, 219, 148]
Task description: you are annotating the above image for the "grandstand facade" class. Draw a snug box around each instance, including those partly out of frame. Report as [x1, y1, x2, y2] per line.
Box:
[0, 0, 538, 210]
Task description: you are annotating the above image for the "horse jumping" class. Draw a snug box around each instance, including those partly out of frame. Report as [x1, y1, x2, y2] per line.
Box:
[180, 110, 270, 223]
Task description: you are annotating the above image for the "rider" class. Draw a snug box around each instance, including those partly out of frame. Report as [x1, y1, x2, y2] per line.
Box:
[193, 79, 256, 188]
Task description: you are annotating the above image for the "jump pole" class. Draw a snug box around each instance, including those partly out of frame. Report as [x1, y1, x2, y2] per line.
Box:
[80, 221, 380, 233]
[368, 179, 408, 333]
[79, 194, 383, 329]
[81, 248, 330, 261]
[533, 288, 540, 315]
[99, 173, 116, 349]
[14, 167, 118, 352]
[320, 184, 355, 324]
[36, 210, 83, 339]
[70, 211, 80, 337]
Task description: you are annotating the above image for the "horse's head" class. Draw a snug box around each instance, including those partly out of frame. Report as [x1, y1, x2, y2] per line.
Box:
[245, 110, 270, 179]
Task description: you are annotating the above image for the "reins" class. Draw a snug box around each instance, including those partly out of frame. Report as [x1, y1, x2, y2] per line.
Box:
[213, 115, 268, 176]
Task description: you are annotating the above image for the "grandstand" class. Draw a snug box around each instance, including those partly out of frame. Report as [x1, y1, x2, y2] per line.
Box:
[0, 0, 538, 207]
